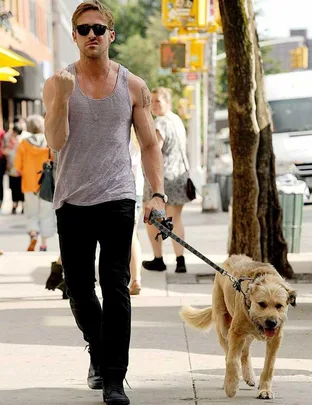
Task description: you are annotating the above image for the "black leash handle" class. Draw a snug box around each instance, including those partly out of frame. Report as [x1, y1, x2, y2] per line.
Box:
[150, 213, 251, 294]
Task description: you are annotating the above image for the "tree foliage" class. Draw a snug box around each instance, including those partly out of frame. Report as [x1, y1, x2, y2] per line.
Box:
[101, 0, 183, 102]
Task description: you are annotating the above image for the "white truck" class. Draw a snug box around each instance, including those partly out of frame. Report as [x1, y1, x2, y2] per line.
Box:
[215, 70, 312, 210]
[265, 70, 312, 189]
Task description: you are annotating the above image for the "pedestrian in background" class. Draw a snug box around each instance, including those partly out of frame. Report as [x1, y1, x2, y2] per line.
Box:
[129, 129, 144, 295]
[14, 115, 56, 252]
[0, 129, 6, 214]
[143, 87, 190, 274]
[13, 115, 31, 140]
[42, 1, 165, 404]
[45, 151, 68, 299]
[3, 122, 25, 214]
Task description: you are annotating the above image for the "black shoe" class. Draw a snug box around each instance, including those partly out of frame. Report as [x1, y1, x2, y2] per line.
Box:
[45, 262, 63, 290]
[142, 257, 166, 272]
[87, 347, 103, 390]
[56, 280, 69, 299]
[175, 256, 187, 273]
[103, 381, 130, 404]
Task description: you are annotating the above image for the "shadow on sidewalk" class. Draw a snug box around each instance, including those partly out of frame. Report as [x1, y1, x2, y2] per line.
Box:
[0, 387, 103, 405]
[0, 303, 311, 358]
[0, 386, 195, 405]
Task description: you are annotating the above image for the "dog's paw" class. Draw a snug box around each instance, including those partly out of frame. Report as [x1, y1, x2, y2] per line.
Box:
[224, 378, 239, 398]
[245, 378, 256, 387]
[243, 369, 256, 387]
[257, 389, 274, 399]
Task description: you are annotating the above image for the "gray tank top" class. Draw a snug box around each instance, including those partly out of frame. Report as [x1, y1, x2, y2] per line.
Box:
[53, 63, 135, 210]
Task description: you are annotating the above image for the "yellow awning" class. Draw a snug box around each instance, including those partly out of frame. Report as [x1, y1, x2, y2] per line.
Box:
[0, 67, 20, 76]
[0, 74, 17, 83]
[0, 46, 35, 67]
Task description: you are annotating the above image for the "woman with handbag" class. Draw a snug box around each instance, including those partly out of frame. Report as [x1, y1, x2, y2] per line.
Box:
[14, 115, 56, 251]
[143, 87, 193, 274]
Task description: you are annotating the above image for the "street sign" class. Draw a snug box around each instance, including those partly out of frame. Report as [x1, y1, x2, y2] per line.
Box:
[158, 67, 172, 76]
[181, 71, 200, 84]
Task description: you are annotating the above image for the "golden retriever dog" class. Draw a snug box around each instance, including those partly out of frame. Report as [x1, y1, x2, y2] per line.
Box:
[180, 254, 296, 399]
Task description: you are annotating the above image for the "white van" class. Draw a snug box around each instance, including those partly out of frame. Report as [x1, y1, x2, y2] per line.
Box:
[216, 71, 312, 182]
[215, 70, 312, 210]
[265, 70, 312, 188]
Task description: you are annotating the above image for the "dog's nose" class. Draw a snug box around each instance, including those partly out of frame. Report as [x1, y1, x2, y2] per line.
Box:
[265, 319, 277, 329]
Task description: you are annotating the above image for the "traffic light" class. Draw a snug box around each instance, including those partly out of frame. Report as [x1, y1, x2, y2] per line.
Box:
[161, 0, 209, 29]
[290, 46, 309, 69]
[160, 42, 186, 69]
[189, 40, 206, 70]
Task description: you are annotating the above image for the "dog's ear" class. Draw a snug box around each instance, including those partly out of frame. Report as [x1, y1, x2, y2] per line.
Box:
[245, 290, 251, 308]
[287, 289, 297, 307]
[283, 282, 297, 307]
[244, 283, 256, 308]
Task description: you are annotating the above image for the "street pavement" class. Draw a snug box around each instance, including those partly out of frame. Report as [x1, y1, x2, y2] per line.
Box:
[0, 177, 312, 404]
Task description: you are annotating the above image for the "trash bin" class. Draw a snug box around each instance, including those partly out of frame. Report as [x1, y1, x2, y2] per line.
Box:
[215, 173, 233, 212]
[276, 175, 306, 253]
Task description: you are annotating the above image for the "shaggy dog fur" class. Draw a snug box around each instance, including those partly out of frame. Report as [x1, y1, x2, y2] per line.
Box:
[180, 254, 296, 399]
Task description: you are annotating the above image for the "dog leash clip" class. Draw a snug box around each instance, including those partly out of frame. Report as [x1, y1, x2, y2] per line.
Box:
[233, 276, 253, 295]
[150, 211, 174, 242]
[232, 279, 243, 293]
[155, 217, 174, 241]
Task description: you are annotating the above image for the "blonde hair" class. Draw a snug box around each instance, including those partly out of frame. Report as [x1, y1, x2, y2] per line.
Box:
[72, 0, 115, 31]
[151, 87, 172, 104]
[26, 115, 44, 134]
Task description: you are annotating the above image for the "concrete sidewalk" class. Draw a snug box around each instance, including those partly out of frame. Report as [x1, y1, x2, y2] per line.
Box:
[1, 196, 312, 275]
[1, 183, 312, 404]
[0, 251, 312, 405]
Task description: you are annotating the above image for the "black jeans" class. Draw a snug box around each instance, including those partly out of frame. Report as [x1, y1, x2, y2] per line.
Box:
[56, 199, 135, 381]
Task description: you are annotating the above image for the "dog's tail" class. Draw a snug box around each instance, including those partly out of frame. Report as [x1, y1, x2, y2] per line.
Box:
[180, 306, 213, 330]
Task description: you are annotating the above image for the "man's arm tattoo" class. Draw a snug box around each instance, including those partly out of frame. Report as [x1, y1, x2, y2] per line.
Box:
[141, 86, 151, 108]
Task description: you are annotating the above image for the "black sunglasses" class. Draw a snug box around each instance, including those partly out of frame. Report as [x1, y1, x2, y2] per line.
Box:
[76, 24, 108, 36]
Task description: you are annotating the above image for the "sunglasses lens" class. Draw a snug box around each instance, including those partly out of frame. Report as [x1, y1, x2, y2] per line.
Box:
[76, 25, 107, 36]
[93, 25, 106, 36]
[77, 25, 90, 36]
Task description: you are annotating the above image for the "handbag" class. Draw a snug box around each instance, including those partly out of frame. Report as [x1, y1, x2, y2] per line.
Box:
[176, 135, 197, 201]
[38, 148, 54, 202]
[186, 177, 196, 201]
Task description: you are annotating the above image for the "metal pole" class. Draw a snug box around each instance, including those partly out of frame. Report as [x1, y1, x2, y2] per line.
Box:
[202, 66, 209, 170]
[206, 31, 217, 183]
[202, 30, 221, 212]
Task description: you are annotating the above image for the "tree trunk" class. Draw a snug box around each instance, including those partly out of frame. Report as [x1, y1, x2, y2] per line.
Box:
[219, 0, 261, 259]
[248, 0, 294, 278]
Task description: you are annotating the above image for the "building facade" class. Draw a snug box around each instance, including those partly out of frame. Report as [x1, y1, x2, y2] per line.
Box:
[0, 0, 81, 130]
[52, 0, 81, 71]
[0, 0, 54, 129]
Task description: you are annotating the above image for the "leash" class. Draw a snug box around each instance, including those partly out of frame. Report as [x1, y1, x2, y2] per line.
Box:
[150, 213, 251, 295]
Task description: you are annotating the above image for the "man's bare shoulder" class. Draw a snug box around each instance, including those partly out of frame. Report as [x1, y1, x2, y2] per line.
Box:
[128, 72, 151, 107]
[128, 71, 146, 87]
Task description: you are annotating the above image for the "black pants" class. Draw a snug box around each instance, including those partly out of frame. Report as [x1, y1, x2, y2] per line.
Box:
[0, 156, 6, 204]
[56, 199, 135, 380]
[9, 176, 24, 202]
